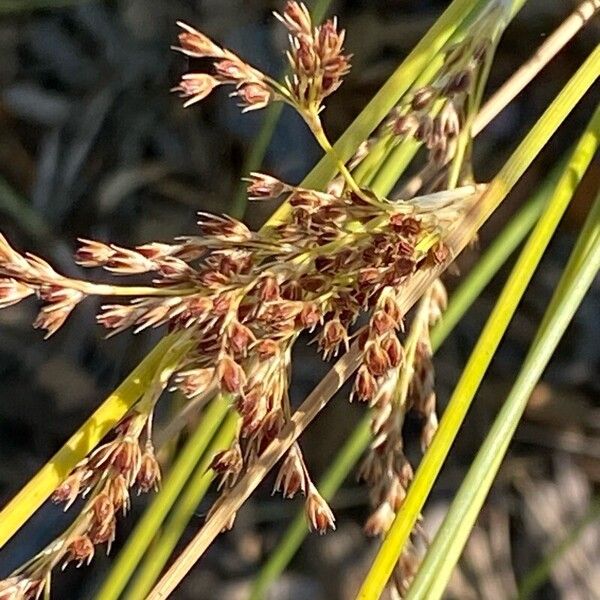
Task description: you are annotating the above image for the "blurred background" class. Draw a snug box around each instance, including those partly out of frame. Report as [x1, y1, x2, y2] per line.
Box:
[0, 0, 599, 598]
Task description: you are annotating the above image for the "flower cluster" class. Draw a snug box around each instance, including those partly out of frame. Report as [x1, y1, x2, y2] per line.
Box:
[0, 412, 159, 600]
[276, 1, 351, 110]
[173, 1, 350, 116]
[385, 7, 501, 171]
[355, 280, 446, 593]
[0, 178, 477, 541]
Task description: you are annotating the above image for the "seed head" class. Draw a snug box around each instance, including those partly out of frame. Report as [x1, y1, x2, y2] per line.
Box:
[64, 535, 95, 568]
[136, 444, 161, 493]
[305, 486, 336, 534]
[174, 73, 221, 107]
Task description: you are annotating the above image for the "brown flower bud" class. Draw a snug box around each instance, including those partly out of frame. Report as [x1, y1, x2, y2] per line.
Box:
[323, 319, 346, 346]
[364, 501, 396, 536]
[91, 493, 115, 530]
[382, 336, 404, 368]
[110, 438, 142, 485]
[64, 535, 95, 567]
[245, 172, 290, 200]
[229, 321, 255, 355]
[275, 1, 312, 36]
[255, 339, 279, 359]
[381, 294, 402, 325]
[176, 22, 221, 58]
[52, 469, 86, 509]
[257, 276, 280, 301]
[319, 319, 349, 358]
[174, 367, 214, 398]
[214, 59, 247, 82]
[136, 444, 161, 493]
[356, 328, 370, 350]
[354, 365, 376, 402]
[175, 73, 221, 107]
[359, 267, 381, 286]
[430, 241, 449, 264]
[217, 356, 246, 393]
[273, 445, 307, 498]
[414, 115, 434, 142]
[394, 257, 415, 278]
[282, 279, 304, 300]
[211, 444, 243, 474]
[234, 83, 272, 112]
[211, 444, 243, 488]
[74, 238, 115, 267]
[393, 454, 414, 489]
[371, 310, 396, 335]
[390, 215, 421, 238]
[365, 343, 391, 376]
[89, 515, 116, 549]
[298, 302, 321, 329]
[212, 294, 231, 315]
[107, 474, 130, 514]
[305, 486, 336, 534]
[392, 113, 419, 137]
[255, 409, 285, 454]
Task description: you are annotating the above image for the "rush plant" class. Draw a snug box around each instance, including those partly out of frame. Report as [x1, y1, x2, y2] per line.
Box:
[0, 1, 598, 599]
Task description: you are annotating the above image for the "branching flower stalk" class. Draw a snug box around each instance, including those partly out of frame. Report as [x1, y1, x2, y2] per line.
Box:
[0, 2, 515, 598]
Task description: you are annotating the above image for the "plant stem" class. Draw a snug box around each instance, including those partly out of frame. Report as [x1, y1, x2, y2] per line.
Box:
[306, 112, 376, 203]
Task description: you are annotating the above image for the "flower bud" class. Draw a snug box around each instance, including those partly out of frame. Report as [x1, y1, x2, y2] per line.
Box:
[305, 486, 336, 534]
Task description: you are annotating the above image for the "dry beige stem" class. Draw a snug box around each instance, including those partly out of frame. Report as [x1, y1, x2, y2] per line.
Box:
[476, 0, 600, 131]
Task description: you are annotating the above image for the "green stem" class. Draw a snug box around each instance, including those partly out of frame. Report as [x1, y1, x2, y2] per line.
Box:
[418, 182, 600, 600]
